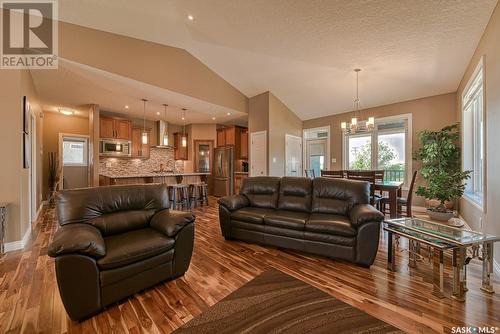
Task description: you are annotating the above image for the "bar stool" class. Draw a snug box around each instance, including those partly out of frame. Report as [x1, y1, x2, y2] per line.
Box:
[169, 184, 191, 210]
[189, 183, 209, 208]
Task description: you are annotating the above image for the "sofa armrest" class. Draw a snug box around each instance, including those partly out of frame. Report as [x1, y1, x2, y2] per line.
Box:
[349, 204, 384, 227]
[48, 224, 106, 259]
[150, 209, 195, 237]
[218, 195, 249, 212]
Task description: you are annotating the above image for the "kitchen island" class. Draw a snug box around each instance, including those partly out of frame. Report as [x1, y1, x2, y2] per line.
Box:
[99, 172, 210, 186]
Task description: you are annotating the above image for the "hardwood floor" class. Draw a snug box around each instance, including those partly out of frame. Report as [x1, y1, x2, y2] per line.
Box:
[1, 198, 499, 333]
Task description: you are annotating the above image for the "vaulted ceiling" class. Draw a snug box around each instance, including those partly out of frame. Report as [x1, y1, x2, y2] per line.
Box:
[58, 0, 497, 120]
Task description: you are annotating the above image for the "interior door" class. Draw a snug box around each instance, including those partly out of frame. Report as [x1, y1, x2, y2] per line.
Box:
[285, 134, 302, 176]
[250, 131, 267, 177]
[61, 136, 89, 189]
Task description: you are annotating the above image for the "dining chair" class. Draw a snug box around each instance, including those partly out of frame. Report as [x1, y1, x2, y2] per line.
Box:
[374, 170, 385, 198]
[346, 170, 379, 207]
[381, 170, 418, 217]
[305, 169, 316, 178]
[321, 170, 344, 178]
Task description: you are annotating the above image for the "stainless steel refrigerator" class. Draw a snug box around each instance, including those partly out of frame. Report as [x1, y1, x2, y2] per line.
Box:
[213, 146, 234, 197]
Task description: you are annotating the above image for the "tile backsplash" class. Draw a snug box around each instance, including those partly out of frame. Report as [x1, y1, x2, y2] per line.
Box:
[100, 147, 184, 175]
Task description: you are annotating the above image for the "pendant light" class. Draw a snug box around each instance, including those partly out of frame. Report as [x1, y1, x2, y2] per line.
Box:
[181, 108, 187, 147]
[341, 69, 375, 134]
[162, 104, 169, 146]
[141, 99, 148, 145]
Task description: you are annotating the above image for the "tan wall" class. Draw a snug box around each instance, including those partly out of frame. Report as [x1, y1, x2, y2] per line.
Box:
[303, 93, 458, 205]
[456, 3, 500, 262]
[268, 93, 303, 176]
[248, 92, 303, 176]
[59, 21, 248, 114]
[0, 70, 42, 243]
[42, 112, 89, 199]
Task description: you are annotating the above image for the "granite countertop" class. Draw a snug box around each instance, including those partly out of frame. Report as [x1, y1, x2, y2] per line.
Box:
[100, 172, 210, 179]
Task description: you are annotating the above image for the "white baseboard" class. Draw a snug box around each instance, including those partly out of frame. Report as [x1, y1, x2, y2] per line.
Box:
[4, 225, 32, 252]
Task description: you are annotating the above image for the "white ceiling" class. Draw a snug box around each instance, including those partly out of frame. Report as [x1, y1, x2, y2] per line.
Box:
[31, 58, 247, 125]
[56, 0, 497, 120]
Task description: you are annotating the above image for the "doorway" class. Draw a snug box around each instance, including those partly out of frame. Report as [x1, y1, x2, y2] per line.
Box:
[250, 131, 267, 176]
[303, 127, 330, 177]
[285, 134, 302, 176]
[59, 134, 90, 190]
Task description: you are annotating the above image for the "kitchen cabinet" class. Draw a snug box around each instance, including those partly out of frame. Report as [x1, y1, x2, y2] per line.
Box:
[131, 128, 151, 159]
[239, 128, 248, 159]
[174, 132, 188, 160]
[100, 116, 132, 140]
[217, 126, 248, 159]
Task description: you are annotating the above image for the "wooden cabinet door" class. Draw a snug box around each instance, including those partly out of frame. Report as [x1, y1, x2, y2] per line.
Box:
[174, 132, 188, 160]
[100, 117, 115, 139]
[240, 129, 248, 159]
[131, 128, 142, 158]
[225, 127, 235, 146]
[217, 129, 226, 147]
[115, 119, 132, 140]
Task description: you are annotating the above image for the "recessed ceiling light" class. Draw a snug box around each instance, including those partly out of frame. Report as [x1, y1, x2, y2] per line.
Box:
[59, 108, 74, 116]
[124, 105, 129, 109]
[187, 15, 194, 21]
[212, 117, 216, 121]
[156, 111, 160, 115]
[181, 117, 185, 120]
[227, 112, 231, 116]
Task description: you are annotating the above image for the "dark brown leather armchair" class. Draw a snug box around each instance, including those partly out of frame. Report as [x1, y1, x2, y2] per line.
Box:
[48, 184, 195, 321]
[218, 177, 384, 267]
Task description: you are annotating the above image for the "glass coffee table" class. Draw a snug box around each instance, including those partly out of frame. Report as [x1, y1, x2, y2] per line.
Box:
[384, 218, 499, 301]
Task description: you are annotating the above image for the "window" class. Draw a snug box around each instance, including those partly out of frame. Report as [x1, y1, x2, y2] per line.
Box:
[63, 138, 88, 166]
[344, 115, 411, 185]
[462, 58, 485, 209]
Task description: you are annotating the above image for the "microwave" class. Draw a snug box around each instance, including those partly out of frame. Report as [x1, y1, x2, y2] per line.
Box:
[100, 139, 131, 157]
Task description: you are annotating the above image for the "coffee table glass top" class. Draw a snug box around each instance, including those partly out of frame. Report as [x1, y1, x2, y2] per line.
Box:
[385, 218, 500, 246]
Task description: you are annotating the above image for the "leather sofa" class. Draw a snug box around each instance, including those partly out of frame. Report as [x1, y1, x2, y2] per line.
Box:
[218, 177, 384, 267]
[48, 184, 195, 321]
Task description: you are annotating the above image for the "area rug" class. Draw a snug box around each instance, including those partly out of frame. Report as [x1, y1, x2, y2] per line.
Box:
[174, 269, 403, 333]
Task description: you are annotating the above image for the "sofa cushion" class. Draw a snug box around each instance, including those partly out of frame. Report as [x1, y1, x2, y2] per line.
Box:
[264, 210, 309, 230]
[57, 184, 170, 226]
[304, 232, 356, 247]
[277, 177, 312, 212]
[240, 177, 281, 209]
[231, 207, 276, 224]
[306, 213, 357, 237]
[97, 228, 175, 270]
[89, 210, 155, 236]
[311, 178, 370, 215]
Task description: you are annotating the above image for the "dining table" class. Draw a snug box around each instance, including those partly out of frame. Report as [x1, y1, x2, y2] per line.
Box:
[375, 180, 404, 218]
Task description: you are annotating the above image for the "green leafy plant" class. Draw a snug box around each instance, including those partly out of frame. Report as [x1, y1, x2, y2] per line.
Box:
[413, 123, 471, 212]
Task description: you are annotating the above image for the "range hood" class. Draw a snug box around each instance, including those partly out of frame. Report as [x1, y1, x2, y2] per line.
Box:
[153, 120, 174, 148]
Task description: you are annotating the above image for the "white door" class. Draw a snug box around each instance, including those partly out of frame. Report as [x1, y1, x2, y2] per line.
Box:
[285, 134, 302, 176]
[60, 135, 90, 189]
[250, 131, 267, 177]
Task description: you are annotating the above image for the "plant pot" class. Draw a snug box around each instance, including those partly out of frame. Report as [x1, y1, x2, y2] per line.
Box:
[426, 199, 454, 210]
[426, 208, 454, 222]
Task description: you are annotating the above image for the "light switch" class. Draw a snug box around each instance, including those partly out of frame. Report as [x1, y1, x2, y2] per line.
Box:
[331, 158, 336, 163]
[272, 157, 277, 163]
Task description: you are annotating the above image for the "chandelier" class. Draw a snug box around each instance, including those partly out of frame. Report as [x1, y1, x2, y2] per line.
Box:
[341, 68, 375, 134]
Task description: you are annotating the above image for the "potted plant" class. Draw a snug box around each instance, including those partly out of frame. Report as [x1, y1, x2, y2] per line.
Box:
[413, 124, 471, 221]
[48, 152, 60, 206]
